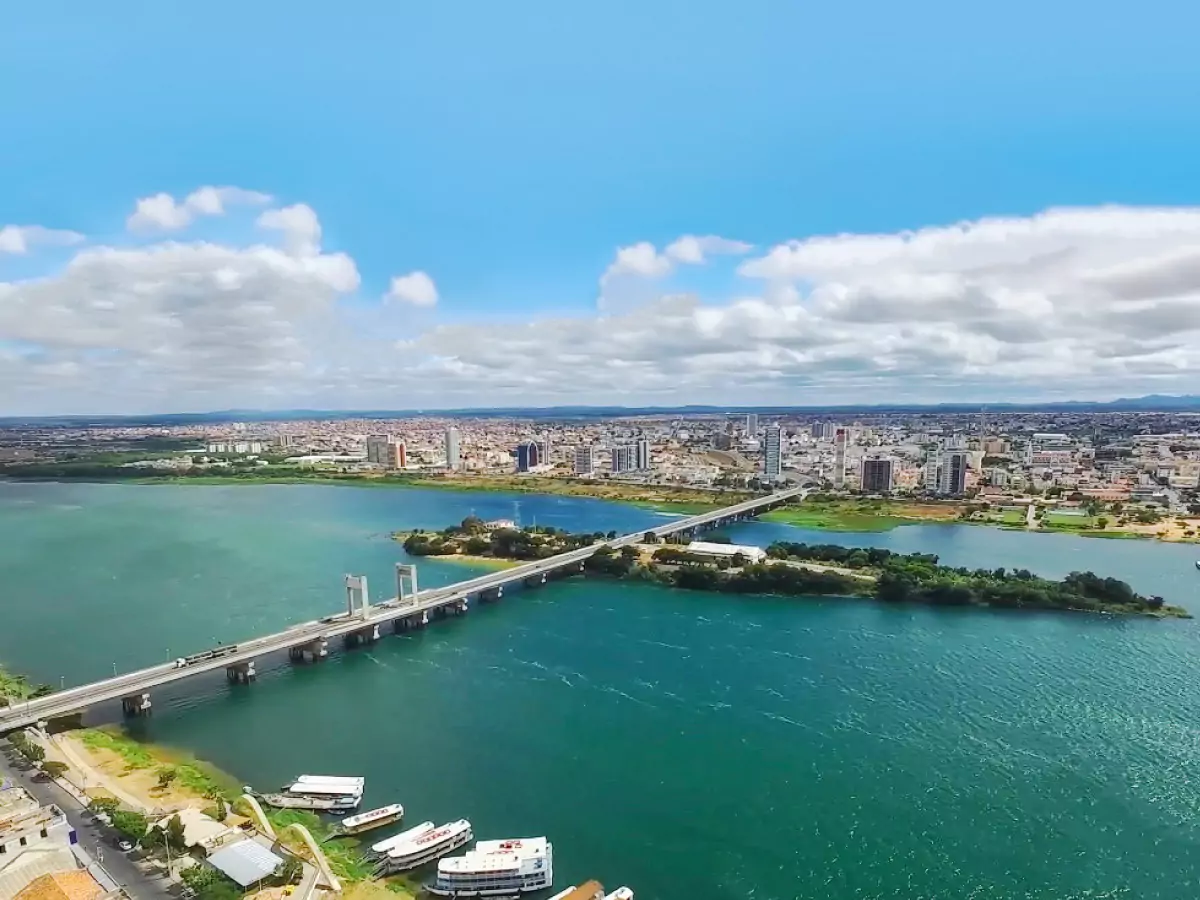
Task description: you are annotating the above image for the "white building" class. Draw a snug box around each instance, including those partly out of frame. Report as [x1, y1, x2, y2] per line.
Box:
[444, 428, 461, 471]
[745, 413, 758, 435]
[635, 438, 651, 471]
[763, 425, 782, 481]
[611, 445, 636, 474]
[833, 428, 848, 489]
[574, 445, 596, 476]
[686, 541, 767, 563]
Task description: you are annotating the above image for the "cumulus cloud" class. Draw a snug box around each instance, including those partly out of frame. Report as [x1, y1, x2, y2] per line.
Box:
[598, 234, 751, 307]
[126, 186, 272, 232]
[0, 225, 85, 255]
[9, 203, 1200, 413]
[385, 271, 438, 307]
[257, 203, 324, 257]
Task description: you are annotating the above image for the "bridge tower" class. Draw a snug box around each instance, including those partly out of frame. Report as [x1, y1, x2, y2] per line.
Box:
[345, 574, 370, 619]
[395, 563, 419, 606]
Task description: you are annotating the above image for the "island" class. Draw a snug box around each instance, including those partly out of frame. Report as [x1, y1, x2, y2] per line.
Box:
[397, 519, 1186, 618]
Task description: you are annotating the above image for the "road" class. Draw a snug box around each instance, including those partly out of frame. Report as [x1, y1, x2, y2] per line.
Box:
[0, 746, 174, 900]
[0, 486, 808, 732]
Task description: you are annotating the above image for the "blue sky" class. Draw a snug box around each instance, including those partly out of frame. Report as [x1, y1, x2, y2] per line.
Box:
[3, 1, 1200, 413]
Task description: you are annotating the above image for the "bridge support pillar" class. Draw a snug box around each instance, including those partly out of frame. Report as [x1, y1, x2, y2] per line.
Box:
[344, 624, 381, 648]
[288, 637, 329, 664]
[523, 573, 548, 588]
[121, 693, 152, 717]
[394, 611, 429, 632]
[480, 587, 503, 603]
[226, 661, 256, 685]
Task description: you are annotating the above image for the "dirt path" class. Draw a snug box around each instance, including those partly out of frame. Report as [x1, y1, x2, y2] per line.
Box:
[45, 733, 153, 812]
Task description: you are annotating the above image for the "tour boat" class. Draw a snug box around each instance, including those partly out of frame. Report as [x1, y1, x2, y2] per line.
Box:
[426, 837, 553, 897]
[371, 821, 435, 856]
[254, 774, 364, 811]
[381, 819, 473, 873]
[336, 803, 404, 835]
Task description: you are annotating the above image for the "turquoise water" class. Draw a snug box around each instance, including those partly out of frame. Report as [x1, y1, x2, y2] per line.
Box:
[4, 481, 1200, 899]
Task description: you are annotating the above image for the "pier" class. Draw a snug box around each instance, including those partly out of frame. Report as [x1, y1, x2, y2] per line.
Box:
[0, 487, 807, 732]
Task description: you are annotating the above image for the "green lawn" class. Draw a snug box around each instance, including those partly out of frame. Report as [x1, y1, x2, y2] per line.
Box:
[760, 506, 913, 532]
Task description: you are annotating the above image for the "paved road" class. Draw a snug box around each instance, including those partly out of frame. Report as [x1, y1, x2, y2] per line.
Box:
[0, 745, 174, 900]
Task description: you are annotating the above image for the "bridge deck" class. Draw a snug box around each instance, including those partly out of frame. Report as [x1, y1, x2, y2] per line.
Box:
[0, 487, 806, 732]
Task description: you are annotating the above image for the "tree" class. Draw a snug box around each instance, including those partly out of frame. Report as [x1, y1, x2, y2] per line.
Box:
[1096, 517, 1109, 529]
[165, 813, 188, 850]
[88, 797, 121, 816]
[41, 760, 69, 779]
[110, 810, 149, 843]
[272, 856, 304, 886]
[18, 738, 45, 764]
[156, 768, 178, 791]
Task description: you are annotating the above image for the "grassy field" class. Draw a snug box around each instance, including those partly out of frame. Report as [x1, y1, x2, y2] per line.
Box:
[76, 727, 242, 800]
[762, 498, 961, 532]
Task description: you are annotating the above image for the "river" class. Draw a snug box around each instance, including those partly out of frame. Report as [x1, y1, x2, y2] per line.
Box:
[3, 481, 1200, 899]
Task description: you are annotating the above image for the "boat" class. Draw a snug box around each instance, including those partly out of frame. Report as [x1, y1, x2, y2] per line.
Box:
[426, 837, 552, 897]
[546, 883, 608, 900]
[379, 819, 473, 873]
[253, 774, 364, 811]
[371, 821, 435, 856]
[335, 803, 404, 836]
[603, 890, 633, 900]
[1195, 560, 1199, 570]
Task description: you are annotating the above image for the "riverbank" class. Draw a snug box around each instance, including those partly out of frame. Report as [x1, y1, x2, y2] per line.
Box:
[34, 727, 415, 897]
[761, 498, 962, 531]
[2, 463, 750, 513]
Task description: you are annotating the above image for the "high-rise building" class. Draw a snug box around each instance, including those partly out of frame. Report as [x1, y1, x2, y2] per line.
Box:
[444, 427, 461, 471]
[539, 431, 552, 465]
[860, 457, 894, 494]
[923, 455, 940, 492]
[516, 440, 541, 472]
[611, 445, 636, 474]
[574, 445, 596, 475]
[833, 428, 848, 489]
[635, 438, 651, 471]
[813, 422, 837, 441]
[763, 424, 782, 481]
[745, 413, 758, 435]
[939, 451, 969, 496]
[387, 440, 407, 470]
[365, 434, 392, 465]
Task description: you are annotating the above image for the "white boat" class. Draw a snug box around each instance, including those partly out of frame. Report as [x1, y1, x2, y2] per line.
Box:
[427, 837, 553, 897]
[371, 821, 435, 856]
[257, 774, 364, 811]
[382, 819, 473, 873]
[603, 890, 633, 900]
[338, 803, 404, 835]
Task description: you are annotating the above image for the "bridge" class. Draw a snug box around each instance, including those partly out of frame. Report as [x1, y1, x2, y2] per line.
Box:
[0, 486, 807, 733]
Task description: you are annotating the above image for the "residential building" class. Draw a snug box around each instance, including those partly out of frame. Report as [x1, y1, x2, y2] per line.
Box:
[812, 422, 837, 440]
[365, 435, 392, 465]
[763, 425, 782, 481]
[860, 456, 894, 493]
[444, 428, 461, 471]
[939, 451, 969, 496]
[516, 441, 541, 472]
[923, 455, 940, 492]
[611, 445, 636, 474]
[745, 414, 758, 435]
[635, 438, 651, 471]
[833, 428, 848, 489]
[574, 445, 596, 475]
[386, 440, 407, 470]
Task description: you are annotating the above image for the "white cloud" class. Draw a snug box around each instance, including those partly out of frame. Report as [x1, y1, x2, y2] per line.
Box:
[385, 271, 438, 307]
[598, 234, 751, 307]
[0, 225, 85, 255]
[257, 204, 322, 257]
[126, 185, 272, 233]
[10, 203, 1200, 413]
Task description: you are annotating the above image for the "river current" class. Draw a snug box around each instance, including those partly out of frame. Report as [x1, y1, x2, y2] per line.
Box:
[3, 481, 1200, 899]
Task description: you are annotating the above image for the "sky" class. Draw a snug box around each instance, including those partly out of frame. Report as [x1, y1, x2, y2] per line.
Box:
[3, 1, 1200, 415]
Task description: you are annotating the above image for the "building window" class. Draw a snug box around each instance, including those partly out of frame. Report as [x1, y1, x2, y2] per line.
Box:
[19, 837, 27, 846]
[40, 828, 48, 838]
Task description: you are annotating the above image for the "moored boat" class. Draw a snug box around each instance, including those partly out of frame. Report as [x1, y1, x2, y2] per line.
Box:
[426, 837, 553, 897]
[336, 803, 404, 835]
[252, 774, 364, 811]
[380, 819, 473, 873]
[371, 821, 435, 856]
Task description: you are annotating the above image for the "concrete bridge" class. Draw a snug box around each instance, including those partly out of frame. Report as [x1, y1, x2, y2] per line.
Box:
[0, 486, 807, 733]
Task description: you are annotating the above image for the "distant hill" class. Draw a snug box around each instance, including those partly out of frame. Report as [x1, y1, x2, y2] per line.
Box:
[4, 395, 1200, 426]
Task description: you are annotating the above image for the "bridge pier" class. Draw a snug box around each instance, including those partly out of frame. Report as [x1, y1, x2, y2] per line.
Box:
[121, 693, 152, 717]
[344, 623, 381, 648]
[480, 587, 503, 603]
[523, 573, 548, 588]
[226, 661, 256, 685]
[288, 637, 329, 663]
[393, 611, 429, 633]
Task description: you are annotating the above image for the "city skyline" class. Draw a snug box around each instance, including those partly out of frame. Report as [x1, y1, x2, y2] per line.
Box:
[5, 3, 1200, 415]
